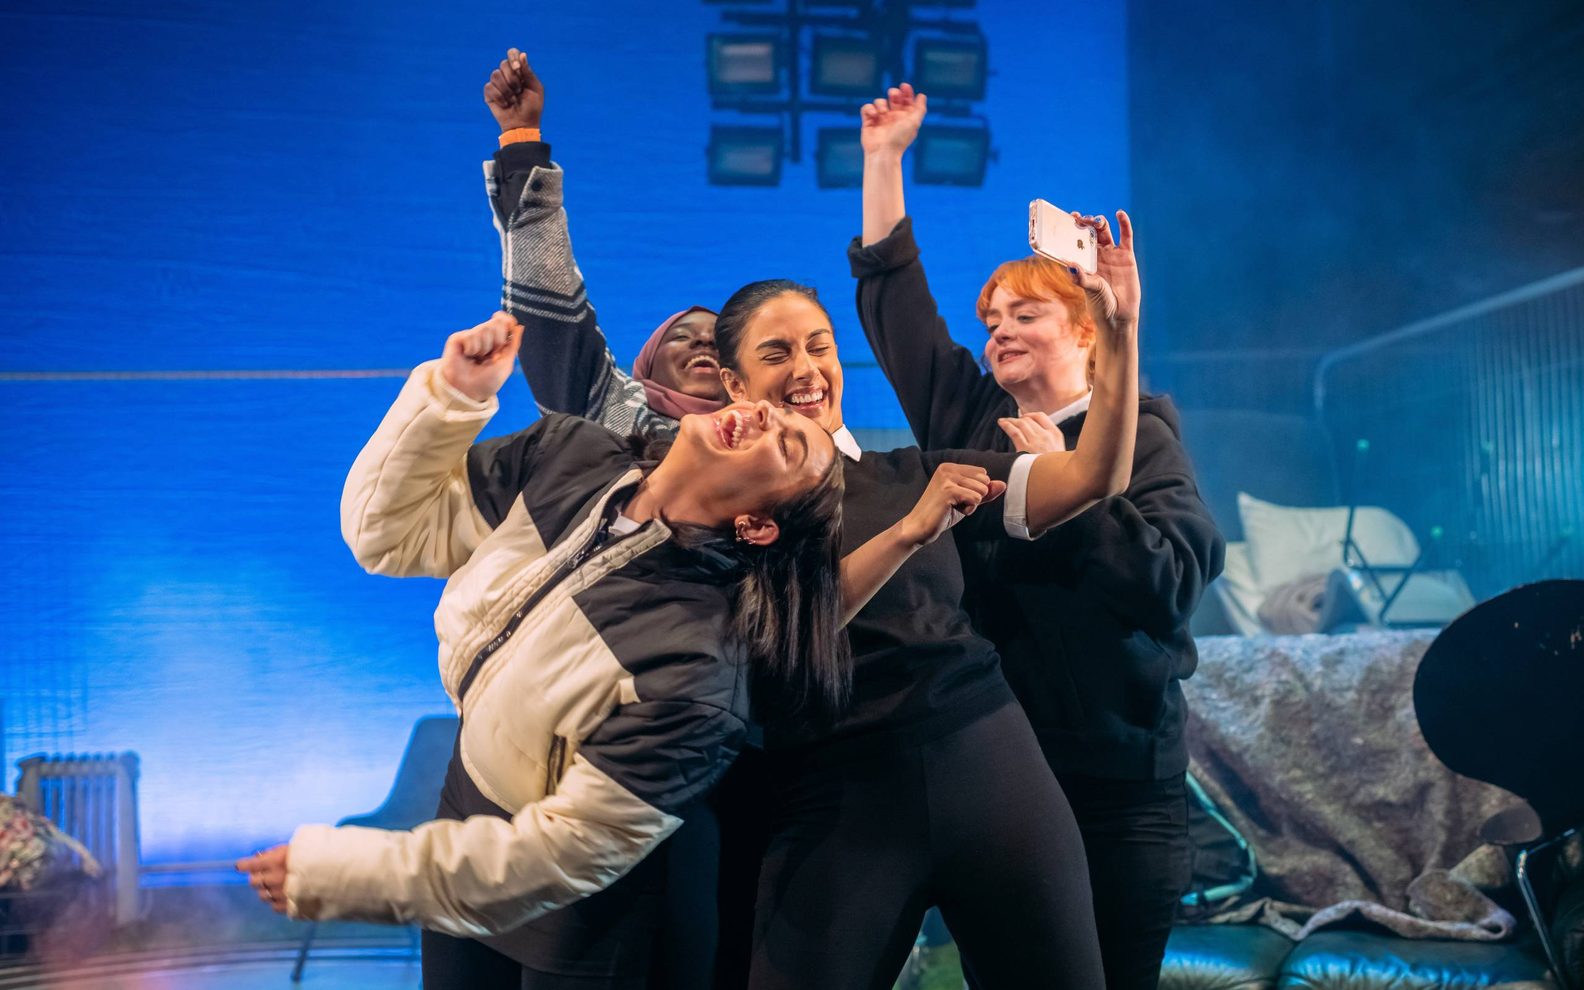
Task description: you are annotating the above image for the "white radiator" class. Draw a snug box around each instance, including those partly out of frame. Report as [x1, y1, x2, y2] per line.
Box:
[16, 751, 142, 928]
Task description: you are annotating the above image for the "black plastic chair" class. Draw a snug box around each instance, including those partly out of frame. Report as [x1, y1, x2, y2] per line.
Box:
[291, 714, 459, 982]
[1414, 580, 1584, 990]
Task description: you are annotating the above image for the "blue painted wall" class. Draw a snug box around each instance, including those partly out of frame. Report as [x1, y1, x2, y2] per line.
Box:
[0, 1, 1129, 862]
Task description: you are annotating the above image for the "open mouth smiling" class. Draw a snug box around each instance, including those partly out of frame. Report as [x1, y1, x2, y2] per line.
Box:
[714, 408, 752, 450]
[783, 387, 825, 415]
[684, 354, 720, 375]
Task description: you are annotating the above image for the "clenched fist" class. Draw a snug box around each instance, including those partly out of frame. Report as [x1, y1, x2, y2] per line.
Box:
[439, 311, 522, 402]
[484, 48, 544, 133]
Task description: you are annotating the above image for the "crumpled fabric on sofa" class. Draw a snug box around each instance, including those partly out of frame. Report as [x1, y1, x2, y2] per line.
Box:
[1161, 632, 1577, 989]
[1185, 631, 1520, 938]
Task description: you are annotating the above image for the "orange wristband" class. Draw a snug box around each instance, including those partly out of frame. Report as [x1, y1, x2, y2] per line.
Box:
[498, 127, 542, 147]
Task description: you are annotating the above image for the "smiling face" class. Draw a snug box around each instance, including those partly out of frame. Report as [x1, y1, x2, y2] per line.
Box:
[981, 285, 1092, 390]
[645, 310, 726, 401]
[671, 400, 837, 529]
[720, 293, 845, 435]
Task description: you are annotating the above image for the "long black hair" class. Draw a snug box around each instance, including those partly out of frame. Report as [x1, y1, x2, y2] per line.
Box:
[626, 428, 850, 723]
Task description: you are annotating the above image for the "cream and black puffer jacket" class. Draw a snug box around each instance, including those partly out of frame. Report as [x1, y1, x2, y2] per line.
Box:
[283, 361, 748, 938]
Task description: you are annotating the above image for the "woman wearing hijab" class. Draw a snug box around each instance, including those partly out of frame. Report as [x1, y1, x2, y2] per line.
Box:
[482, 50, 726, 438]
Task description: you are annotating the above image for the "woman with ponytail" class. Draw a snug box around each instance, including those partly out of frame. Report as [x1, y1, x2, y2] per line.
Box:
[710, 264, 1137, 988]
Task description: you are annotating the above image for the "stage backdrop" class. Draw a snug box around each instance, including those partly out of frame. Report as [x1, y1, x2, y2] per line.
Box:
[0, 1, 1129, 862]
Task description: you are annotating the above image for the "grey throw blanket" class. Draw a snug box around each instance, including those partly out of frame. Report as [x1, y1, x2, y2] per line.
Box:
[1256, 573, 1329, 635]
[1186, 631, 1523, 940]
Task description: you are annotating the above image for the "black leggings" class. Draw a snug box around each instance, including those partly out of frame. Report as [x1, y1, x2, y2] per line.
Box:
[747, 701, 1105, 990]
[960, 772, 1192, 990]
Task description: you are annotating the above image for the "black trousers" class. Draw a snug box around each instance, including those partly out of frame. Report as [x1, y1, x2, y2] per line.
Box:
[747, 701, 1105, 990]
[1059, 772, 1192, 990]
[961, 771, 1192, 990]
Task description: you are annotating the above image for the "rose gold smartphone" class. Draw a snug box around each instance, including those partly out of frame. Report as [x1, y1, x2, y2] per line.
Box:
[1029, 198, 1098, 274]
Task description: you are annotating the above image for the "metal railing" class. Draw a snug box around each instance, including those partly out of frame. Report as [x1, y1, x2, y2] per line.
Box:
[1313, 267, 1584, 600]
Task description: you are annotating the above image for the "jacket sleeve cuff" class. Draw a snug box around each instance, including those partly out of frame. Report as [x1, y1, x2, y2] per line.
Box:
[420, 360, 500, 420]
[848, 216, 920, 278]
[285, 823, 405, 924]
[482, 157, 565, 217]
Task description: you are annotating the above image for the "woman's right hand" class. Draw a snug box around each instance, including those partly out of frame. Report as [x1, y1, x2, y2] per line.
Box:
[484, 48, 544, 133]
[897, 463, 1008, 548]
[1068, 211, 1140, 335]
[440, 311, 523, 402]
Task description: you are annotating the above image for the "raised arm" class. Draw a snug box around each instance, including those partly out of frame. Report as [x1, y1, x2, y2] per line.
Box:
[483, 49, 673, 438]
[852, 84, 1004, 449]
[340, 312, 523, 578]
[1014, 212, 1141, 535]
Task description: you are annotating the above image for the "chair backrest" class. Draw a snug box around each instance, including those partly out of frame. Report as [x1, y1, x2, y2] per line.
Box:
[16, 751, 141, 927]
[351, 716, 459, 830]
[1414, 580, 1584, 833]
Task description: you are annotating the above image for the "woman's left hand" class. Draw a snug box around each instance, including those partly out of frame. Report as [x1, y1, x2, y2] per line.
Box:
[237, 844, 291, 914]
[998, 412, 1067, 454]
[1069, 211, 1140, 333]
[859, 83, 927, 157]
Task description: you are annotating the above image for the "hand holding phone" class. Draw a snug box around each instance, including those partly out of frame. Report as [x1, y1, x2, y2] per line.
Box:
[1029, 199, 1098, 274]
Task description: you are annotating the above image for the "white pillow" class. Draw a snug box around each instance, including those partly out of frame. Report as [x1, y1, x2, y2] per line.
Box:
[1212, 542, 1267, 637]
[1237, 492, 1420, 595]
[1333, 568, 1477, 626]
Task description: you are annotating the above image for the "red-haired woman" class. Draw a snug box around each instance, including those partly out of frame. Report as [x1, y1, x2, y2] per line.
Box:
[853, 84, 1226, 990]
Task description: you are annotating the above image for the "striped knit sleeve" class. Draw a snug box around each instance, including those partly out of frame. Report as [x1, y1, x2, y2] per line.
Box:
[484, 160, 679, 440]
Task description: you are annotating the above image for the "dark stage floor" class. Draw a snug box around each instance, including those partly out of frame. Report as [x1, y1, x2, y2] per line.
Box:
[0, 877, 965, 989]
[1, 947, 421, 990]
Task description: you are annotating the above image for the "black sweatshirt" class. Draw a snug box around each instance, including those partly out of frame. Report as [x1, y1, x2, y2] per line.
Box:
[488, 153, 1031, 758]
[769, 444, 1024, 756]
[851, 217, 1226, 780]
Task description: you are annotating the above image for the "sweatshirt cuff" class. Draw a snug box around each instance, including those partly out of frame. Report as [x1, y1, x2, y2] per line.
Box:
[420, 360, 500, 419]
[493, 140, 553, 172]
[1001, 453, 1042, 540]
[847, 216, 920, 278]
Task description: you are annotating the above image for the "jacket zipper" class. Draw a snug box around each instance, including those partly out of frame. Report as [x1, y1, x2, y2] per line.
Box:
[455, 522, 608, 704]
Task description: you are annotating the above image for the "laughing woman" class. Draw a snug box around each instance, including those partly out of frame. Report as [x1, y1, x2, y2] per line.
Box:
[708, 271, 1138, 989]
[240, 311, 848, 990]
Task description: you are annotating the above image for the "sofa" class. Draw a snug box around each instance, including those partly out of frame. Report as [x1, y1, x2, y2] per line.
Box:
[1157, 631, 1582, 990]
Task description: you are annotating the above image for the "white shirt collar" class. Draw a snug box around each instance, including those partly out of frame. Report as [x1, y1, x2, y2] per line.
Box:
[832, 425, 862, 462]
[1030, 389, 1093, 425]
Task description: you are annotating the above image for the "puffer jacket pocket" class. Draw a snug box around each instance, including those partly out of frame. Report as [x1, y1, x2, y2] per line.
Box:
[544, 734, 572, 796]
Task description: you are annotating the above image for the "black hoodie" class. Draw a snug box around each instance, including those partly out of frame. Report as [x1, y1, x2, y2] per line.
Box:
[851, 218, 1226, 780]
